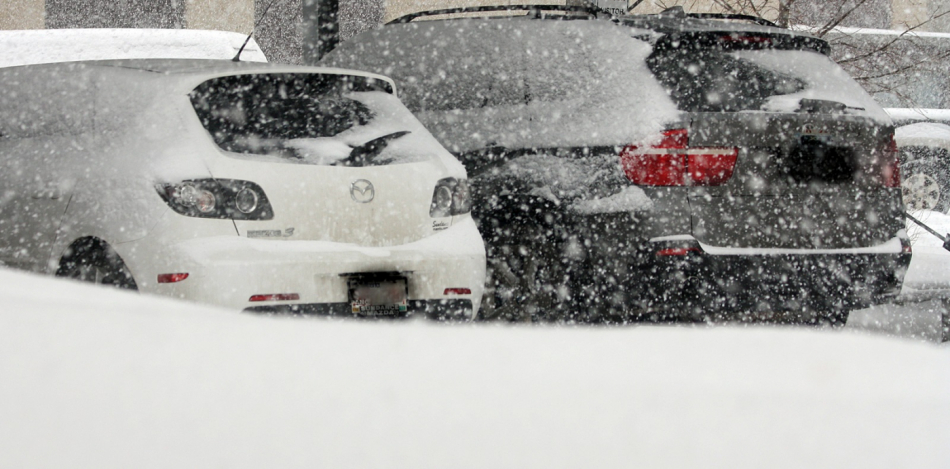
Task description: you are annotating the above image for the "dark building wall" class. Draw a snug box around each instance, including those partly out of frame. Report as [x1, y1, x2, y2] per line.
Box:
[46, 0, 185, 29]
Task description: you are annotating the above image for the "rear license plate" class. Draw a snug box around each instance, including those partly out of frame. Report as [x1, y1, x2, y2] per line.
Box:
[348, 276, 408, 316]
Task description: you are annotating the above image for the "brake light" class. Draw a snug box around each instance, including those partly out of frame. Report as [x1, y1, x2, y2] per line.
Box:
[249, 293, 300, 302]
[720, 34, 773, 45]
[157, 273, 189, 283]
[444, 288, 472, 295]
[882, 135, 900, 188]
[656, 248, 701, 257]
[620, 129, 738, 186]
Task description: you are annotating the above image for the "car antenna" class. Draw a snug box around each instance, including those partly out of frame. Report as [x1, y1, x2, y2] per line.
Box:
[233, 0, 283, 62]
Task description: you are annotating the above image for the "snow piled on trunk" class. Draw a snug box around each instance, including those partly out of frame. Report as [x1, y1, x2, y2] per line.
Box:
[0, 267, 948, 468]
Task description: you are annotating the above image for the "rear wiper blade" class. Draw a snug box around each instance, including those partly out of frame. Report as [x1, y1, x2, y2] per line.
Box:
[334, 131, 411, 167]
[797, 99, 864, 114]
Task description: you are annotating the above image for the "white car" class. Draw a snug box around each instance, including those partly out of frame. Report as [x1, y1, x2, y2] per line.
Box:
[0, 60, 486, 319]
[0, 28, 268, 67]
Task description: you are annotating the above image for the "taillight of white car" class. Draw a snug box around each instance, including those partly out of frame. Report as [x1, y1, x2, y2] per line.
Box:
[619, 129, 739, 186]
[156, 179, 274, 220]
[429, 178, 472, 217]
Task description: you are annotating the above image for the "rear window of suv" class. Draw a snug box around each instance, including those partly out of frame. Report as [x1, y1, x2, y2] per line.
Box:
[645, 33, 880, 115]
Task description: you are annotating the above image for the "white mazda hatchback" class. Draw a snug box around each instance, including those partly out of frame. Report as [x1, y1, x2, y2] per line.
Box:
[0, 60, 485, 319]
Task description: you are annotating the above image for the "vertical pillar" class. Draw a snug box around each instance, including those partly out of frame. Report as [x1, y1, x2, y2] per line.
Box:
[301, 0, 338, 64]
[0, 0, 44, 29]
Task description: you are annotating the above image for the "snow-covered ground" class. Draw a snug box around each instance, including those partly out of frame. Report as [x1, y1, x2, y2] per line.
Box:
[1, 267, 949, 468]
[846, 210, 950, 342]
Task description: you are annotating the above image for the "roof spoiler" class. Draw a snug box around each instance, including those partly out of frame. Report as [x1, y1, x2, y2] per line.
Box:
[387, 3, 614, 24]
[632, 6, 779, 28]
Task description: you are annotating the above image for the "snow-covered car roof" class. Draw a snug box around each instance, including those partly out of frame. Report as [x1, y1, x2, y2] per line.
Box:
[1, 59, 397, 95]
[895, 122, 950, 149]
[0, 28, 268, 67]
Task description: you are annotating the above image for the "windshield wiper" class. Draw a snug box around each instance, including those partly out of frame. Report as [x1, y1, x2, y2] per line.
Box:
[334, 131, 411, 167]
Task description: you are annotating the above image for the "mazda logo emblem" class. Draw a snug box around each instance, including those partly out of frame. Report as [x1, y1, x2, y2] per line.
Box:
[350, 179, 375, 203]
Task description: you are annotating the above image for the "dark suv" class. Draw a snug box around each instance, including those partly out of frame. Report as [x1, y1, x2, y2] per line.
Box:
[322, 5, 911, 324]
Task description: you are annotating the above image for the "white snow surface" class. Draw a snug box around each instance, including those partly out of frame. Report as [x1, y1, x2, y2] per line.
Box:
[1, 267, 949, 468]
[0, 29, 267, 67]
[886, 107, 950, 124]
[895, 122, 950, 148]
[904, 210, 950, 292]
[571, 186, 654, 214]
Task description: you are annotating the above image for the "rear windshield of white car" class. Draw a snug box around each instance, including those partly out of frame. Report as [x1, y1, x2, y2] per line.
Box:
[647, 36, 883, 117]
[190, 73, 434, 166]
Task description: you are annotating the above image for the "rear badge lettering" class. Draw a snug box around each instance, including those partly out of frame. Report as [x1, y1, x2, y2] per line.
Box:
[432, 220, 449, 231]
[248, 228, 295, 238]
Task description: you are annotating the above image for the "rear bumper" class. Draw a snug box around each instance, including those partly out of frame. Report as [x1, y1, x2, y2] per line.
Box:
[566, 218, 911, 316]
[245, 299, 473, 320]
[121, 217, 486, 317]
[632, 250, 911, 316]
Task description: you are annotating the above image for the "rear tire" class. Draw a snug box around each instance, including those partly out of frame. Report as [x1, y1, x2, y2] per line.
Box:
[478, 242, 570, 322]
[55, 238, 137, 290]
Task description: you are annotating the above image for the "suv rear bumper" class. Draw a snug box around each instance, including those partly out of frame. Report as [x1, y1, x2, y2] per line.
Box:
[567, 216, 911, 318]
[628, 248, 911, 318]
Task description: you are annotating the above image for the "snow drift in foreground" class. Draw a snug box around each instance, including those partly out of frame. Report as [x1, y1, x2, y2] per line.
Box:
[0, 268, 948, 469]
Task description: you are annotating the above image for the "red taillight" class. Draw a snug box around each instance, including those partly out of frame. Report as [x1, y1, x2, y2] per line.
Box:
[249, 293, 300, 302]
[720, 34, 773, 45]
[882, 135, 900, 188]
[157, 273, 189, 284]
[620, 129, 738, 186]
[444, 288, 472, 295]
[656, 247, 702, 257]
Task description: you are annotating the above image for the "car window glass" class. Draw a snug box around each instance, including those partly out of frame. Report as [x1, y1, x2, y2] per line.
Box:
[647, 48, 806, 112]
[322, 20, 529, 112]
[190, 73, 429, 166]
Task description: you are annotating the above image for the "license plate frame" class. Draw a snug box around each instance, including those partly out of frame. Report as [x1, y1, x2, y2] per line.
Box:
[346, 274, 409, 316]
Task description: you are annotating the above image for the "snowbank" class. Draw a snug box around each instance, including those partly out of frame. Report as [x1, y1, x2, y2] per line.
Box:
[0, 268, 948, 468]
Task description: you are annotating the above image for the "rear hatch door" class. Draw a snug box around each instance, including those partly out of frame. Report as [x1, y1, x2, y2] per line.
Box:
[647, 31, 902, 248]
